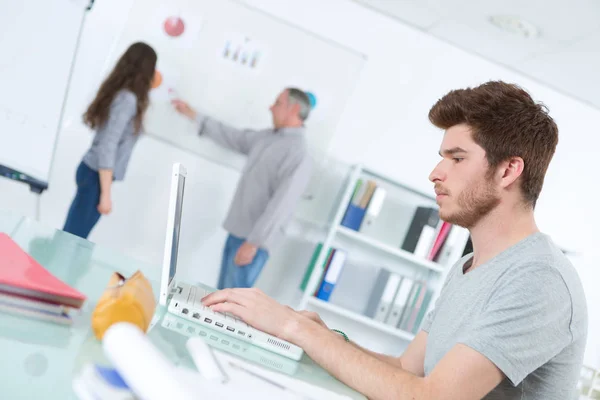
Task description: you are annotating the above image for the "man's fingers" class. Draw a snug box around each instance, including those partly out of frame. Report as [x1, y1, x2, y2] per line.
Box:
[202, 288, 251, 307]
[210, 302, 249, 322]
[202, 288, 237, 306]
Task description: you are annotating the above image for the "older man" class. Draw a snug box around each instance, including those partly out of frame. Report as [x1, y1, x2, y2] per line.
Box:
[172, 88, 313, 289]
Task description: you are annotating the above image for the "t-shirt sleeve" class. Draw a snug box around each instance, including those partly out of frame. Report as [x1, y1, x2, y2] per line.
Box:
[457, 264, 574, 386]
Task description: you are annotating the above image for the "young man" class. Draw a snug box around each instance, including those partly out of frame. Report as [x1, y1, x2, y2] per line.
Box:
[202, 81, 588, 399]
[172, 88, 312, 290]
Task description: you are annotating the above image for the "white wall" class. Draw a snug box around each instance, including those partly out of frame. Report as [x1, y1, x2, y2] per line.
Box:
[1, 0, 598, 363]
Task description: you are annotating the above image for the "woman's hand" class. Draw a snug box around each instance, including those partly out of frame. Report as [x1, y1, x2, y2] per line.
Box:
[97, 194, 112, 215]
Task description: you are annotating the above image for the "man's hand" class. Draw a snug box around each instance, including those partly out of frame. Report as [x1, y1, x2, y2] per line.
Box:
[97, 194, 112, 215]
[171, 99, 197, 120]
[202, 288, 320, 343]
[234, 241, 258, 266]
[297, 310, 328, 329]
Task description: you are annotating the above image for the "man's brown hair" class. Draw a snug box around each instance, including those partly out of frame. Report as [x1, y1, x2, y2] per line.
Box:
[428, 81, 558, 207]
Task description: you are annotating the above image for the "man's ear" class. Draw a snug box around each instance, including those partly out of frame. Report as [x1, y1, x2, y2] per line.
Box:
[500, 156, 524, 189]
[290, 102, 301, 117]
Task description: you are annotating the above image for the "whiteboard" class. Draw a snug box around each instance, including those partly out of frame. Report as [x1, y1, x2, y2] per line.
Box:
[109, 0, 366, 171]
[0, 0, 88, 191]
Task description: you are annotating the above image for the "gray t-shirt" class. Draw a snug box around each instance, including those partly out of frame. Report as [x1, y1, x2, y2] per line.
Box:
[421, 232, 587, 399]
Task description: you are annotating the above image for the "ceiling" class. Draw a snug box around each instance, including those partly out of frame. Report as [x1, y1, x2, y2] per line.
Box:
[353, 0, 600, 110]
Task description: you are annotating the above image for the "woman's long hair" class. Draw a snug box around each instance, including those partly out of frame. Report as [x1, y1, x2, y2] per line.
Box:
[83, 42, 157, 133]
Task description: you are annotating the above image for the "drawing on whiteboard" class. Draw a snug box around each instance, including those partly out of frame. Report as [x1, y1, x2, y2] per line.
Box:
[163, 16, 185, 37]
[150, 5, 203, 49]
[221, 33, 265, 71]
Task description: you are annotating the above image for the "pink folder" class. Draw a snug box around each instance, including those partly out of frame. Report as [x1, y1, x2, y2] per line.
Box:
[0, 233, 86, 308]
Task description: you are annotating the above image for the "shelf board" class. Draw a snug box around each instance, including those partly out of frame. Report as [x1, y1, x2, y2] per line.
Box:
[307, 297, 416, 341]
[336, 226, 445, 273]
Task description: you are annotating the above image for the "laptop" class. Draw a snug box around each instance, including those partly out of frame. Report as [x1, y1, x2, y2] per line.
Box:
[161, 312, 299, 375]
[159, 163, 304, 361]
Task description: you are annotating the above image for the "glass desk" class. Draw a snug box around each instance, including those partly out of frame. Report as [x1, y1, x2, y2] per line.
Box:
[0, 212, 364, 399]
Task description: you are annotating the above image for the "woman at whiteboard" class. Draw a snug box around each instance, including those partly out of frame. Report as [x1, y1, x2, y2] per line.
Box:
[62, 42, 157, 239]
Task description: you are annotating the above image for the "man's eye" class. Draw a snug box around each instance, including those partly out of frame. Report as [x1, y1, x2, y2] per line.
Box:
[453, 158, 463, 163]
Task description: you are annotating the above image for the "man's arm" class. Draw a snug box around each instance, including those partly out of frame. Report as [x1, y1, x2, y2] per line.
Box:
[202, 288, 504, 400]
[345, 330, 428, 376]
[291, 316, 503, 399]
[196, 114, 261, 155]
[172, 99, 265, 155]
[299, 310, 426, 375]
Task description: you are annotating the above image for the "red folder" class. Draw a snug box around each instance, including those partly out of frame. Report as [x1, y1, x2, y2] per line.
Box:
[427, 222, 452, 261]
[0, 233, 86, 308]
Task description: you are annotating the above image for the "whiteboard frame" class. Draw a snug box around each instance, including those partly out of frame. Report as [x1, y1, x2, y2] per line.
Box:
[0, 0, 92, 194]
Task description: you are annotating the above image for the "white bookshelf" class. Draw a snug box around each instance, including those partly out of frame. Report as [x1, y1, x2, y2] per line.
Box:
[297, 163, 470, 343]
[336, 226, 445, 273]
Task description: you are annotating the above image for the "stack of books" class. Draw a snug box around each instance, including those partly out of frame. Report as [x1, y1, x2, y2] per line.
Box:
[0, 233, 87, 325]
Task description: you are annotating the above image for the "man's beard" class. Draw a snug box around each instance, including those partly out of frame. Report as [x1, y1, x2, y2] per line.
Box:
[440, 178, 500, 228]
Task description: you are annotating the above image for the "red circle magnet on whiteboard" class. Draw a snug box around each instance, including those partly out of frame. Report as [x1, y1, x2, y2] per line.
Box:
[164, 17, 185, 37]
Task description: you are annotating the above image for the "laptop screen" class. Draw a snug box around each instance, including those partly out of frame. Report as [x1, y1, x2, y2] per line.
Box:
[169, 172, 185, 286]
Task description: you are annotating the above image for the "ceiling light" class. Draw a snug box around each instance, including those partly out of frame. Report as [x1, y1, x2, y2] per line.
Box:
[488, 15, 540, 38]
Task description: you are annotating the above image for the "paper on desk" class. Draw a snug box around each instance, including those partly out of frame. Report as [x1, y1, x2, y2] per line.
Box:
[175, 365, 305, 400]
[102, 322, 199, 400]
[213, 351, 353, 400]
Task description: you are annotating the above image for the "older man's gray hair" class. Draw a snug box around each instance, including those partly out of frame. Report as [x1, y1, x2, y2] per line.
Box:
[286, 88, 311, 121]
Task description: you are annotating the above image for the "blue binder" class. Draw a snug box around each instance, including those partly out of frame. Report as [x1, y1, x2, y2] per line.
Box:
[315, 249, 347, 301]
[340, 204, 366, 231]
[316, 281, 335, 301]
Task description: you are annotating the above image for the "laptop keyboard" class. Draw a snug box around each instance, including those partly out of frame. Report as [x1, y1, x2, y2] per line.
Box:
[170, 284, 302, 360]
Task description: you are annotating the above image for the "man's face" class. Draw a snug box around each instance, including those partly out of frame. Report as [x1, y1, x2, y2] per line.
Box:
[269, 90, 291, 129]
[429, 124, 501, 228]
